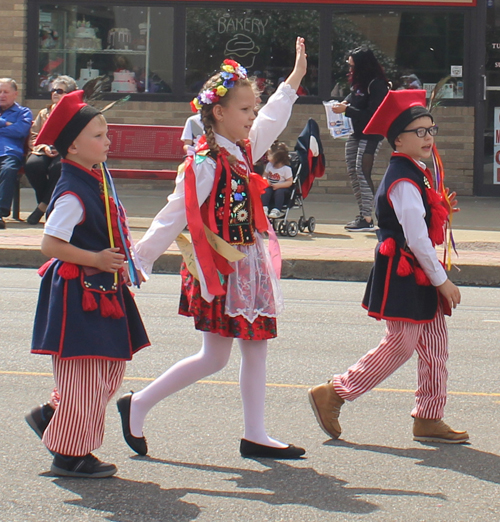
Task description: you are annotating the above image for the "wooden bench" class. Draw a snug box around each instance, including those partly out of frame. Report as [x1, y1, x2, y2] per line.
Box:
[12, 123, 185, 220]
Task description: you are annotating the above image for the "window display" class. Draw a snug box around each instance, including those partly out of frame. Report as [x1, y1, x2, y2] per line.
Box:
[37, 4, 174, 94]
[185, 7, 320, 96]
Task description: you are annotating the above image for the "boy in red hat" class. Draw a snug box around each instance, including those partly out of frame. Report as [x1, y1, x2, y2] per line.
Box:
[24, 90, 150, 477]
[308, 90, 468, 444]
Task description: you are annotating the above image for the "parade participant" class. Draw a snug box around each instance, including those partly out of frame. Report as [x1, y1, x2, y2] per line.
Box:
[261, 141, 293, 219]
[116, 37, 308, 460]
[308, 90, 469, 444]
[25, 90, 150, 477]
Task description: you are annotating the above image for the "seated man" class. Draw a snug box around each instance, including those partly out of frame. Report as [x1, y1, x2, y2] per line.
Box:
[0, 78, 32, 229]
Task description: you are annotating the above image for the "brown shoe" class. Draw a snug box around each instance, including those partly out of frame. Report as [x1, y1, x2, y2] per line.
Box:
[308, 380, 345, 439]
[413, 418, 469, 444]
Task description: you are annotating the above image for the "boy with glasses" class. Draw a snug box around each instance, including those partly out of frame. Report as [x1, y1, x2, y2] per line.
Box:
[309, 90, 469, 444]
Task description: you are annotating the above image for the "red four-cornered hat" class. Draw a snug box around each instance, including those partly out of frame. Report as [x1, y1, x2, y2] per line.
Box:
[364, 89, 431, 147]
[35, 90, 100, 156]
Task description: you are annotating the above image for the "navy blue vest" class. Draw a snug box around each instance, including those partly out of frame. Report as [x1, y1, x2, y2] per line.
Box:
[32, 160, 149, 359]
[362, 154, 439, 323]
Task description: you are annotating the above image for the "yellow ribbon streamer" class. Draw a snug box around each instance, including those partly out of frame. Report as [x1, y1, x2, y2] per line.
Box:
[100, 163, 118, 286]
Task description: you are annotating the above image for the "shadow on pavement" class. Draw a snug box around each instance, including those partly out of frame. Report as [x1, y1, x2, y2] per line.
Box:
[53, 476, 201, 522]
[329, 440, 500, 485]
[118, 456, 445, 516]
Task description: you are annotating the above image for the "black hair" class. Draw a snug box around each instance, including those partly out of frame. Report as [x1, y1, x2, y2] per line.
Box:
[349, 47, 388, 93]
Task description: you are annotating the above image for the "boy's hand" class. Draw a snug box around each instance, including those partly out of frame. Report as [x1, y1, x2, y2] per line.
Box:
[445, 187, 460, 213]
[95, 247, 125, 273]
[437, 279, 461, 309]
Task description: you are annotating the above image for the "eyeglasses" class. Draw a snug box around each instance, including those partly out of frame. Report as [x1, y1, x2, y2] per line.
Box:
[400, 125, 439, 138]
[51, 88, 67, 95]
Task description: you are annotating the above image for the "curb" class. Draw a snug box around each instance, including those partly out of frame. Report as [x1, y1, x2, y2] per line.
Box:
[2, 248, 499, 286]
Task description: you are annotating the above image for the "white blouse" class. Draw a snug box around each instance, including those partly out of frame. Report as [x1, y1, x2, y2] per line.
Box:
[135, 82, 298, 275]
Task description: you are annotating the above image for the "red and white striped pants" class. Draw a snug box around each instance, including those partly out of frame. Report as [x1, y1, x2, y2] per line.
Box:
[333, 307, 448, 419]
[43, 356, 126, 456]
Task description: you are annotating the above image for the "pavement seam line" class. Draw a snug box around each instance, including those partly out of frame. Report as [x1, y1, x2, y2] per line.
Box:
[2, 370, 499, 397]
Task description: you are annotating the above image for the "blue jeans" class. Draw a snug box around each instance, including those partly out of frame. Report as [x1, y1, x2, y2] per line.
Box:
[0, 155, 23, 215]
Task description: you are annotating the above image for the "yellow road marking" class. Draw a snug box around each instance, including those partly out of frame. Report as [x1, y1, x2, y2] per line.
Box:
[1, 370, 500, 398]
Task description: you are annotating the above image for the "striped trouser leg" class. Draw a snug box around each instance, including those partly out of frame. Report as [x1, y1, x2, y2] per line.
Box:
[333, 320, 421, 401]
[412, 307, 449, 419]
[345, 136, 363, 214]
[43, 357, 126, 456]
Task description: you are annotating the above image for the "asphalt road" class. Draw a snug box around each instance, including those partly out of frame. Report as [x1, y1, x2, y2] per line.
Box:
[1, 268, 499, 522]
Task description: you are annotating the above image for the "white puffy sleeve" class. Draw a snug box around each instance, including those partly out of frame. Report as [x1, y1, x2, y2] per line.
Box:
[135, 157, 216, 275]
[250, 83, 298, 161]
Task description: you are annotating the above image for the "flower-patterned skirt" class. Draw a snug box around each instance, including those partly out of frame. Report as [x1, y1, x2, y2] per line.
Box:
[178, 263, 277, 340]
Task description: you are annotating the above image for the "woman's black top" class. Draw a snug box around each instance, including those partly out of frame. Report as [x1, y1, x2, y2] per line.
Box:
[344, 78, 389, 141]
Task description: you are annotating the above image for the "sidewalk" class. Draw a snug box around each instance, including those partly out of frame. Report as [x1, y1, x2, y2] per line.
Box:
[1, 182, 500, 285]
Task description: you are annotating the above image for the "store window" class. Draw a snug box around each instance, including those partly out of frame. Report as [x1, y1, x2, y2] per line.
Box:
[330, 11, 465, 100]
[185, 7, 320, 96]
[37, 4, 174, 94]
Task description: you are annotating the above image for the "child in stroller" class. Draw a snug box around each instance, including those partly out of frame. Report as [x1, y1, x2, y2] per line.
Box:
[262, 118, 325, 237]
[261, 142, 293, 219]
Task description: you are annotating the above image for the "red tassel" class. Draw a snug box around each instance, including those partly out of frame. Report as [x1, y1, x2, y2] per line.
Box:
[58, 262, 80, 280]
[379, 237, 396, 257]
[397, 254, 413, 277]
[414, 266, 431, 286]
[100, 294, 115, 318]
[111, 294, 125, 319]
[38, 258, 54, 277]
[82, 289, 98, 312]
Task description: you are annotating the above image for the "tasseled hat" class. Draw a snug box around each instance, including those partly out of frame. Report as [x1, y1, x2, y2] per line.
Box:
[363, 90, 433, 150]
[35, 90, 101, 158]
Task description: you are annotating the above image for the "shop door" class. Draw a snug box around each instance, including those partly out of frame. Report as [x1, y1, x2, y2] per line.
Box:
[483, 0, 500, 196]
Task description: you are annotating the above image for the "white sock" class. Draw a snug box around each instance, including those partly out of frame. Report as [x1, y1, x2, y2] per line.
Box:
[129, 332, 233, 437]
[238, 339, 287, 448]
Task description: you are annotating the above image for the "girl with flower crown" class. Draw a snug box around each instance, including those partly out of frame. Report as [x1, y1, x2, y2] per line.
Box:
[116, 37, 307, 459]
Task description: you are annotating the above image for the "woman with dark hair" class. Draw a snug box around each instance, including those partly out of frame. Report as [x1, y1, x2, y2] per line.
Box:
[333, 47, 390, 231]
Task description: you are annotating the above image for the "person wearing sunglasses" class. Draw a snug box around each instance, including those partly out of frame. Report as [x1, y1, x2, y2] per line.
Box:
[24, 75, 77, 225]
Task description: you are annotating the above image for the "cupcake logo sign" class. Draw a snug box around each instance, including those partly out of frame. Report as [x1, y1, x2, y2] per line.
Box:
[218, 14, 269, 69]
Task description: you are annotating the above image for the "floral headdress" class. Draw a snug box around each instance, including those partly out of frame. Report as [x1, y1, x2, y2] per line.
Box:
[190, 59, 248, 113]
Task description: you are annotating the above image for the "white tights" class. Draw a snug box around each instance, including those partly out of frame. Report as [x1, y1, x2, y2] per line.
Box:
[129, 331, 286, 448]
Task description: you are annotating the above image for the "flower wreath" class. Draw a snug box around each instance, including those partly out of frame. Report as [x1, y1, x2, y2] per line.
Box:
[190, 59, 248, 113]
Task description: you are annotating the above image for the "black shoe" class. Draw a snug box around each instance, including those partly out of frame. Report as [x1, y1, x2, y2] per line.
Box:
[25, 402, 55, 439]
[0, 218, 5, 229]
[240, 439, 306, 459]
[0, 207, 9, 218]
[344, 216, 375, 232]
[27, 207, 44, 225]
[51, 453, 117, 478]
[117, 392, 148, 455]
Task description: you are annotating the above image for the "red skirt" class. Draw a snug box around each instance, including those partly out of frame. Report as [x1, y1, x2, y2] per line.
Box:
[178, 263, 277, 340]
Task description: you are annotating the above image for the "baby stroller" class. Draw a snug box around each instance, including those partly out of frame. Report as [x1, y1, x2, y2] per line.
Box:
[270, 118, 325, 237]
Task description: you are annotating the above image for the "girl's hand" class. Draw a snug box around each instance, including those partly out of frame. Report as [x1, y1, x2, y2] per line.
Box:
[294, 37, 307, 79]
[285, 37, 307, 92]
[94, 247, 125, 273]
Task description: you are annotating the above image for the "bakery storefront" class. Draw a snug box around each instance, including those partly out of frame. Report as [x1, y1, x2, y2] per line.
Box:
[21, 0, 496, 196]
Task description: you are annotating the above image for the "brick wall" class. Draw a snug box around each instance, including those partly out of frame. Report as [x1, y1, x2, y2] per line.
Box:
[24, 98, 476, 196]
[4, 0, 474, 196]
[0, 0, 28, 98]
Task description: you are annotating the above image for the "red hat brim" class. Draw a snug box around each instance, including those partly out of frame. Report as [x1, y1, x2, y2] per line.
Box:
[363, 90, 428, 138]
[35, 90, 88, 147]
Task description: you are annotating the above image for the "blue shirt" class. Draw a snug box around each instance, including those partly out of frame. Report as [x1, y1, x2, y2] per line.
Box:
[0, 102, 32, 160]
